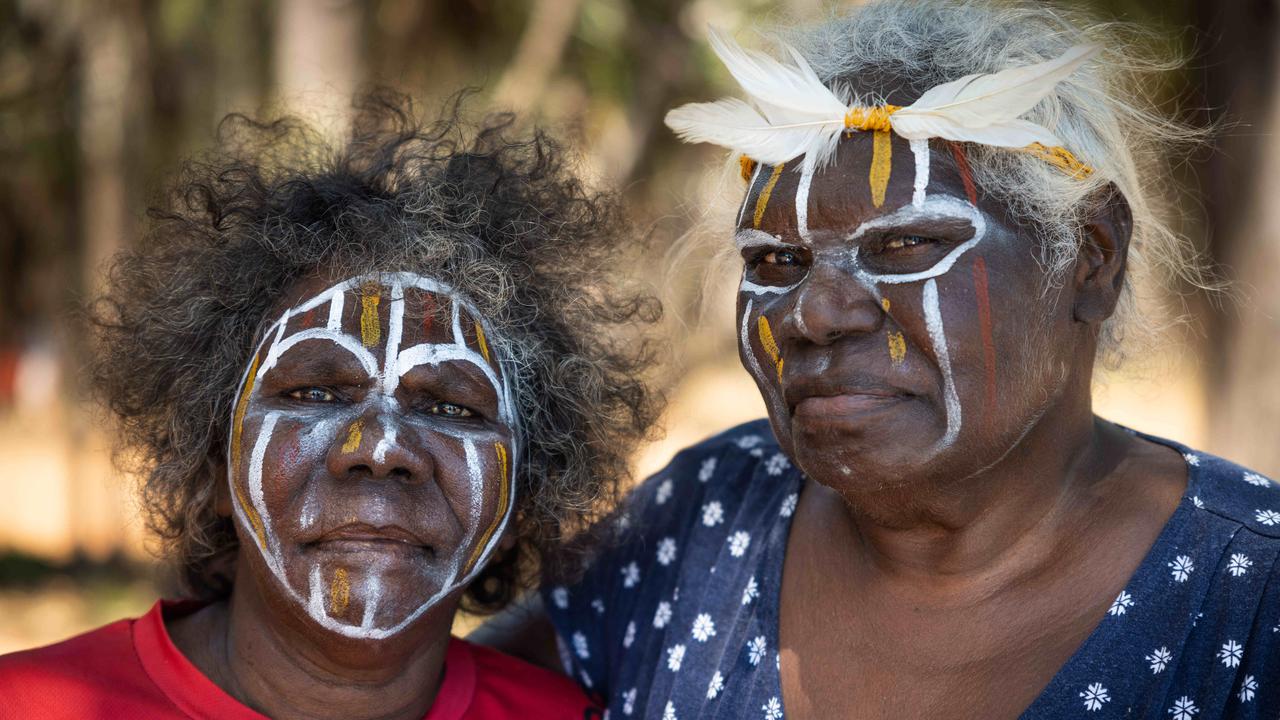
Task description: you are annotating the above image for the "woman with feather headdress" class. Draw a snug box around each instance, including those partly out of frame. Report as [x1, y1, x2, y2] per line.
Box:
[480, 1, 1280, 717]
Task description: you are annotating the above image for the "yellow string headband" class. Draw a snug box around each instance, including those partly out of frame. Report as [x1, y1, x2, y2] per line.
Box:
[665, 27, 1098, 181]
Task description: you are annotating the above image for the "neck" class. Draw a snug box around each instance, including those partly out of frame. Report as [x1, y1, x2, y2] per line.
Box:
[822, 376, 1124, 586]
[200, 568, 452, 720]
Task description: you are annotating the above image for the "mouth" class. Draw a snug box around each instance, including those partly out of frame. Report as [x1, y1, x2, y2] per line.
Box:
[309, 523, 436, 559]
[786, 378, 912, 425]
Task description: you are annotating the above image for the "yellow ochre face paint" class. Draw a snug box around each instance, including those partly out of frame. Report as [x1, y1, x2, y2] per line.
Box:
[474, 320, 491, 364]
[231, 352, 268, 549]
[330, 567, 350, 615]
[341, 418, 364, 454]
[757, 314, 784, 382]
[888, 332, 907, 365]
[869, 129, 893, 208]
[753, 163, 786, 228]
[360, 284, 382, 347]
[463, 442, 511, 575]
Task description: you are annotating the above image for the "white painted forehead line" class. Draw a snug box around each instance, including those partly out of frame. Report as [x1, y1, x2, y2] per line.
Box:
[846, 194, 980, 242]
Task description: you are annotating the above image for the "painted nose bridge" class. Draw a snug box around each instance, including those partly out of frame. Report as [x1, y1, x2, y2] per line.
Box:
[328, 405, 429, 483]
[783, 258, 884, 346]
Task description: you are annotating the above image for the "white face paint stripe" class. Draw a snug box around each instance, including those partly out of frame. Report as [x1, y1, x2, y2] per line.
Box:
[740, 277, 799, 296]
[256, 327, 380, 381]
[248, 411, 281, 558]
[372, 418, 397, 465]
[740, 298, 767, 384]
[923, 278, 961, 448]
[851, 195, 986, 285]
[394, 343, 510, 424]
[737, 162, 764, 227]
[381, 281, 405, 396]
[450, 299, 462, 347]
[327, 289, 345, 331]
[734, 228, 782, 252]
[910, 139, 930, 209]
[795, 162, 815, 242]
[361, 575, 380, 630]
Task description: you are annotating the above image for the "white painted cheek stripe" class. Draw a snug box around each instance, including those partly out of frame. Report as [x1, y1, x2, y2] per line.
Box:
[739, 298, 767, 384]
[247, 412, 282, 558]
[923, 279, 961, 448]
[911, 139, 930, 209]
[740, 276, 799, 296]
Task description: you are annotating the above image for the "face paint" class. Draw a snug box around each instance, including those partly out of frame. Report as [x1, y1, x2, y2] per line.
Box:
[971, 255, 998, 411]
[869, 129, 893, 207]
[228, 272, 518, 641]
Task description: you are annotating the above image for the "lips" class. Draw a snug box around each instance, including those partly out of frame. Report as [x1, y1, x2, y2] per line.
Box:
[310, 522, 434, 558]
[785, 376, 911, 420]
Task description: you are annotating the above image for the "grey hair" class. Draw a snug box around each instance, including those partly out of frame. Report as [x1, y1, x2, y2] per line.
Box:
[778, 0, 1213, 366]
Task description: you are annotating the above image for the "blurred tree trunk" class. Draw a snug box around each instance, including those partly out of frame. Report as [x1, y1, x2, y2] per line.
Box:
[1197, 1, 1280, 476]
[494, 0, 583, 111]
[274, 0, 363, 136]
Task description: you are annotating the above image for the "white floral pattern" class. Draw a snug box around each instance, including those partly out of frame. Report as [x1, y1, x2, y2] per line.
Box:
[699, 457, 717, 482]
[707, 671, 724, 699]
[622, 561, 641, 588]
[763, 696, 783, 719]
[657, 537, 678, 566]
[663, 700, 677, 720]
[747, 635, 767, 666]
[742, 575, 759, 605]
[1168, 696, 1198, 720]
[573, 631, 590, 659]
[1255, 509, 1280, 526]
[1183, 453, 1200, 466]
[1109, 590, 1133, 616]
[653, 601, 672, 629]
[780, 492, 798, 517]
[1168, 555, 1194, 582]
[622, 688, 636, 715]
[623, 620, 636, 648]
[765, 453, 791, 476]
[1080, 683, 1110, 711]
[729, 531, 752, 557]
[1226, 553, 1252, 577]
[667, 643, 687, 671]
[692, 613, 717, 642]
[1218, 639, 1243, 667]
[1147, 646, 1171, 674]
[551, 585, 569, 609]
[1243, 471, 1272, 487]
[1239, 674, 1257, 702]
[703, 501, 725, 527]
[656, 477, 674, 504]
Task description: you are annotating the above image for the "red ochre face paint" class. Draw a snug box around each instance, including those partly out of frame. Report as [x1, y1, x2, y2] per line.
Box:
[972, 255, 997, 412]
[948, 141, 978, 206]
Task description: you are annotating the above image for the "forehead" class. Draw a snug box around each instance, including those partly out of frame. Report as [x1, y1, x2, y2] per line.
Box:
[257, 273, 502, 389]
[741, 133, 1005, 240]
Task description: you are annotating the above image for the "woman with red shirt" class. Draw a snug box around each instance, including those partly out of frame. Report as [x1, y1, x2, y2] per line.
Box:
[0, 92, 656, 720]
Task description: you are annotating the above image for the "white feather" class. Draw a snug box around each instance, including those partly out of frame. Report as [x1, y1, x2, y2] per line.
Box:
[891, 45, 1100, 147]
[664, 27, 847, 172]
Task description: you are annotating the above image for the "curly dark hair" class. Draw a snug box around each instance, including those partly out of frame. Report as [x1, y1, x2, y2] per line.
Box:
[90, 89, 662, 612]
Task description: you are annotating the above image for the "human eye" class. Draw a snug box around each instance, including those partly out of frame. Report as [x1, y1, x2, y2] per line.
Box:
[744, 245, 809, 286]
[860, 233, 955, 275]
[286, 387, 338, 403]
[429, 401, 476, 419]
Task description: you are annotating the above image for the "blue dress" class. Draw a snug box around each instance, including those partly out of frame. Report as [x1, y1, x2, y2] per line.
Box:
[544, 420, 1280, 719]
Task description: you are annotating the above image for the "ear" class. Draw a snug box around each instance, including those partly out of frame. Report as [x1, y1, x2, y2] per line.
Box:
[1072, 184, 1132, 325]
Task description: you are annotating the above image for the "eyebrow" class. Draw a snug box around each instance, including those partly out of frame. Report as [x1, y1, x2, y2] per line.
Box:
[734, 228, 788, 252]
[848, 194, 977, 242]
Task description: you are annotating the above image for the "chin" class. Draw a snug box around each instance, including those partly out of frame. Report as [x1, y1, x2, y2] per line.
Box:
[777, 408, 951, 486]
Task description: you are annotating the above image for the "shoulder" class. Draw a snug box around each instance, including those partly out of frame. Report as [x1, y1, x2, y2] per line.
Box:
[1177, 443, 1280, 540]
[0, 617, 161, 716]
[458, 638, 600, 718]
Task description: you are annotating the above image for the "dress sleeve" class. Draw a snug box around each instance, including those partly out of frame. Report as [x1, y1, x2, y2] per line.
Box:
[540, 438, 729, 699]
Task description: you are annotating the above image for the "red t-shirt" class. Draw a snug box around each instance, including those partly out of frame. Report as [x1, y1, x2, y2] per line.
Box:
[0, 601, 597, 720]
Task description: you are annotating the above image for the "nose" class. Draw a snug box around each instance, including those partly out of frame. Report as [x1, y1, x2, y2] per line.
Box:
[327, 409, 431, 483]
[781, 262, 884, 346]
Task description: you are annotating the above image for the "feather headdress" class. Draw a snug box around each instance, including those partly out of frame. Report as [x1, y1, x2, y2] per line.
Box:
[665, 27, 1100, 177]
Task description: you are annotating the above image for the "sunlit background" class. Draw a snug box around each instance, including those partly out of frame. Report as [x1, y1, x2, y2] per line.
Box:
[2, 0, 1277, 654]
